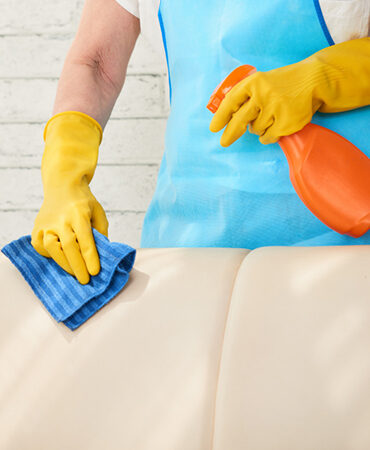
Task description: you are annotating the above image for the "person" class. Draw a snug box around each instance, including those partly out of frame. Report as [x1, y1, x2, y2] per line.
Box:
[31, 0, 370, 284]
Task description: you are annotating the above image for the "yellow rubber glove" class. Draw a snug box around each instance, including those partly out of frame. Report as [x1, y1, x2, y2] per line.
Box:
[210, 37, 370, 146]
[31, 111, 108, 285]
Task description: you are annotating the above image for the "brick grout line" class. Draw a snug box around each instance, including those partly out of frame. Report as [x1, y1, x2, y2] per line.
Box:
[0, 33, 76, 38]
[0, 73, 165, 80]
[1, 0, 164, 246]
[0, 117, 168, 124]
[0, 163, 160, 169]
[0, 208, 147, 213]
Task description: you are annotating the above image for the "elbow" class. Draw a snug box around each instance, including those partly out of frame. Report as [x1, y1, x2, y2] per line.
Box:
[80, 48, 126, 95]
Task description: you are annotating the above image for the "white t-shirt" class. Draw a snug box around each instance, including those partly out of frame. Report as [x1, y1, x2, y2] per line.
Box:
[116, 0, 370, 56]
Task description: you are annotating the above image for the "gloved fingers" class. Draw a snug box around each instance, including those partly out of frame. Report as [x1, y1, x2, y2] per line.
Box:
[259, 117, 310, 144]
[258, 122, 282, 145]
[91, 201, 109, 238]
[58, 228, 90, 285]
[220, 101, 260, 147]
[42, 230, 74, 276]
[209, 82, 251, 133]
[249, 111, 275, 137]
[31, 229, 51, 258]
[72, 219, 101, 277]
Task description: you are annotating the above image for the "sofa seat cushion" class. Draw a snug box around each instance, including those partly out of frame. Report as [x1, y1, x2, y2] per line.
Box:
[212, 246, 370, 450]
[0, 247, 248, 450]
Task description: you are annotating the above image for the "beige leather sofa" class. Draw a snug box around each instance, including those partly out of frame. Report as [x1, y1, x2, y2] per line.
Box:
[1, 245, 370, 450]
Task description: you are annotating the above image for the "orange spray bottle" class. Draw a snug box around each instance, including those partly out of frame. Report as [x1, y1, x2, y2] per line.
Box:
[207, 65, 370, 238]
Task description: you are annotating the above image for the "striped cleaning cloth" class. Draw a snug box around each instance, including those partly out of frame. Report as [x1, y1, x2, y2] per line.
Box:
[1, 228, 136, 330]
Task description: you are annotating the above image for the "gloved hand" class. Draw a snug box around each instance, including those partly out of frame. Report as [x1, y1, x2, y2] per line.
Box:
[209, 37, 370, 146]
[31, 111, 108, 285]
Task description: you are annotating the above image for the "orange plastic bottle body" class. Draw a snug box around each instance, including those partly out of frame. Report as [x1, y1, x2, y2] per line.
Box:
[279, 124, 370, 237]
[207, 65, 370, 237]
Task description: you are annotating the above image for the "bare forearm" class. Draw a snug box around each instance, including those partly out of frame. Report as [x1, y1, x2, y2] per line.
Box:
[51, 0, 140, 130]
[52, 52, 123, 130]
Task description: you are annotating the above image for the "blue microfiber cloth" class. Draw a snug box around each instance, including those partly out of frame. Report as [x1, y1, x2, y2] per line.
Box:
[1, 228, 136, 330]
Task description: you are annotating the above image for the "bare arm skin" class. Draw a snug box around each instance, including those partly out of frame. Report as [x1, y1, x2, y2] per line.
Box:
[52, 0, 140, 129]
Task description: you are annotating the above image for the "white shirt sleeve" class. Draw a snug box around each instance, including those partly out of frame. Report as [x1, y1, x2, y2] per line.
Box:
[115, 0, 163, 55]
[115, 0, 140, 18]
[319, 0, 370, 43]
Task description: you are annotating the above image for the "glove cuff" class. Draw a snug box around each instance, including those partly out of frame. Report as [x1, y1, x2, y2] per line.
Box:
[43, 111, 103, 145]
[41, 111, 102, 189]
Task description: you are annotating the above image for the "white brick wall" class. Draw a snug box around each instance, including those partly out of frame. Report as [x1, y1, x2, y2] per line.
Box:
[0, 0, 169, 248]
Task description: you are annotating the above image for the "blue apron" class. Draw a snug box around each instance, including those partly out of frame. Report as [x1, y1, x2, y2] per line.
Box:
[140, 0, 370, 249]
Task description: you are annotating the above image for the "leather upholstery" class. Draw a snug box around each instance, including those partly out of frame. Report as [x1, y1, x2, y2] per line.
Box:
[212, 246, 370, 450]
[0, 245, 369, 449]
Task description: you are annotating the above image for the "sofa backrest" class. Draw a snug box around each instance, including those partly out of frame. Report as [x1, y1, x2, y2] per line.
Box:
[0, 245, 369, 450]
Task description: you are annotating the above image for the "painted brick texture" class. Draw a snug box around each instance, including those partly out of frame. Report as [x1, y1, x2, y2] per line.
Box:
[0, 0, 169, 248]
